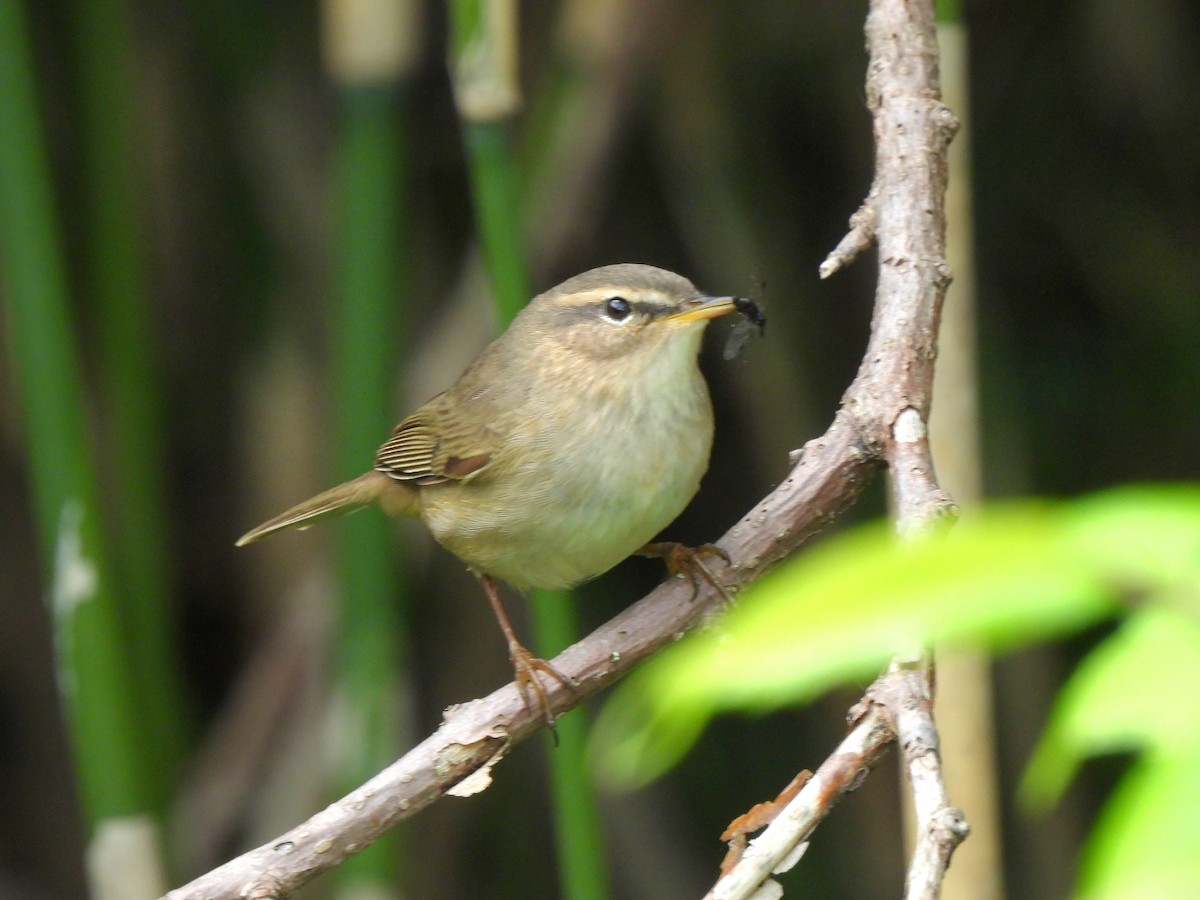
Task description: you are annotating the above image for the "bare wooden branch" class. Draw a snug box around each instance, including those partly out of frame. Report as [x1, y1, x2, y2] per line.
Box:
[890, 409, 957, 539]
[705, 704, 893, 900]
[819, 198, 876, 280]
[705, 655, 967, 900]
[703, 0, 966, 897]
[860, 1, 967, 893]
[884, 413, 968, 898]
[873, 662, 970, 900]
[166, 0, 964, 896]
[166, 418, 877, 899]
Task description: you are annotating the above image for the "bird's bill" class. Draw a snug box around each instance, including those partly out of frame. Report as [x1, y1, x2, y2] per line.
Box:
[668, 295, 739, 323]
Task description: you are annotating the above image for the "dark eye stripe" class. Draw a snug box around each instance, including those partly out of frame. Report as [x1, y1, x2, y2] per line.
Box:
[549, 296, 675, 327]
[602, 298, 674, 321]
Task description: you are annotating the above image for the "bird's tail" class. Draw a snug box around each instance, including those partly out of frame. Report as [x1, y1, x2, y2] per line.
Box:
[236, 470, 408, 546]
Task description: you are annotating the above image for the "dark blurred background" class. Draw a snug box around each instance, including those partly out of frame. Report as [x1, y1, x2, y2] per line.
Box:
[1, 0, 1197, 897]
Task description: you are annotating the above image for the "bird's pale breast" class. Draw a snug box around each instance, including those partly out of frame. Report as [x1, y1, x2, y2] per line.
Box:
[419, 328, 714, 590]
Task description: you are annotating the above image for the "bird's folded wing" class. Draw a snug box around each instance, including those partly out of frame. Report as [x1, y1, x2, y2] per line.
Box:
[374, 399, 498, 485]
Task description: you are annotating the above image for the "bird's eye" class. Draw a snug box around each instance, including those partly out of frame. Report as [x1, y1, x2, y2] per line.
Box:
[603, 296, 632, 321]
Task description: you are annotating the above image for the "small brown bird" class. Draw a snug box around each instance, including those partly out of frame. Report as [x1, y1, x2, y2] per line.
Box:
[238, 264, 748, 722]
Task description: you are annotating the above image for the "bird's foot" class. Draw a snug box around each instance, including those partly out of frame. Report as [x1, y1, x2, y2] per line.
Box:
[509, 641, 579, 731]
[638, 541, 733, 602]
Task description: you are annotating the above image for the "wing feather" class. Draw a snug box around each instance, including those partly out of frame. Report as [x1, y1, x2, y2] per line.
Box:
[374, 395, 498, 484]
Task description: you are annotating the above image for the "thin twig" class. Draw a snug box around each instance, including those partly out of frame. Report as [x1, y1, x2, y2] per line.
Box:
[819, 198, 876, 280]
[873, 661, 970, 900]
[705, 703, 893, 900]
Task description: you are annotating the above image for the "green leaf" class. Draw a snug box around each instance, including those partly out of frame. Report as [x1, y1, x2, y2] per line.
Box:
[1022, 606, 1200, 810]
[1078, 755, 1200, 900]
[592, 485, 1200, 788]
[1064, 485, 1200, 602]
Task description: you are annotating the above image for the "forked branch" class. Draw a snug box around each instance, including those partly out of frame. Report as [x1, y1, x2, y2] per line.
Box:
[167, 1, 962, 897]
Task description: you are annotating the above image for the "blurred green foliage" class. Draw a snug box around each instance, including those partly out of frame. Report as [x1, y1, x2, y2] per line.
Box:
[597, 484, 1200, 896]
[0, 0, 161, 834]
[1024, 606, 1200, 899]
[1, 1, 1198, 897]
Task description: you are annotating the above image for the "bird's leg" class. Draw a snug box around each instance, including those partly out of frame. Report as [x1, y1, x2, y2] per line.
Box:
[478, 574, 579, 728]
[638, 541, 733, 602]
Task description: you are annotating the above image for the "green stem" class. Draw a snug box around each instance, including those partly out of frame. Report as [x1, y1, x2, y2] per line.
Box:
[462, 120, 529, 321]
[0, 0, 155, 829]
[76, 0, 188, 806]
[450, 6, 610, 897]
[330, 83, 411, 892]
[936, 0, 961, 24]
[529, 590, 611, 900]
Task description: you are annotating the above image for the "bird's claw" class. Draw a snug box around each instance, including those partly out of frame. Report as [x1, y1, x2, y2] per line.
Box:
[509, 641, 579, 734]
[638, 541, 733, 602]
